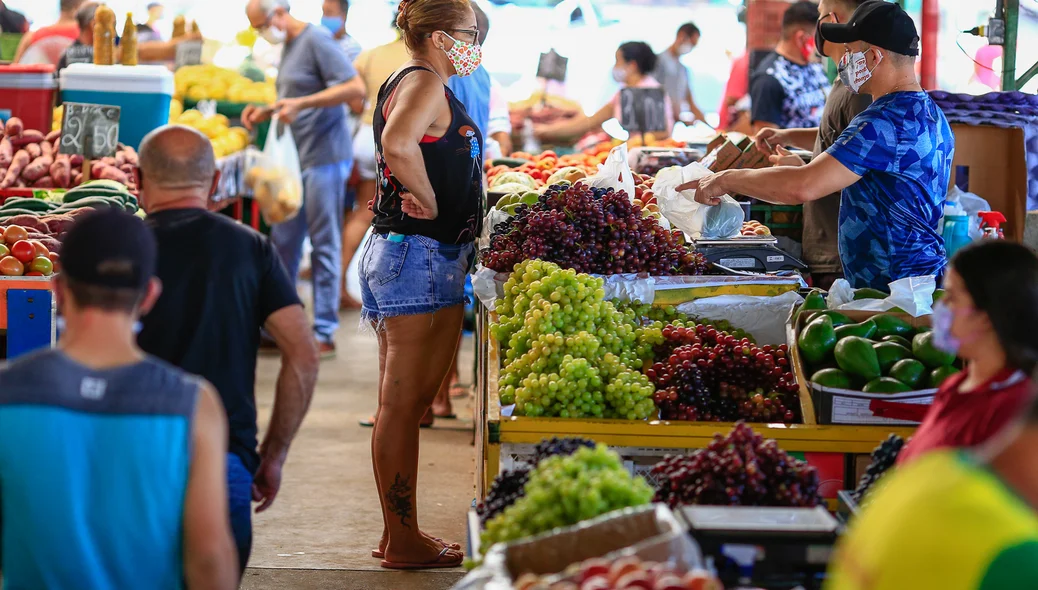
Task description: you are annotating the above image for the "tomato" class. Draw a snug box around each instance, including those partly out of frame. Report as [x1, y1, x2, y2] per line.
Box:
[3, 225, 27, 244]
[29, 240, 49, 258]
[539, 150, 557, 160]
[10, 240, 35, 264]
[30, 256, 53, 276]
[0, 255, 24, 276]
[0, 244, 9, 258]
[47, 251, 60, 273]
[0, 226, 5, 244]
[24, 271, 43, 277]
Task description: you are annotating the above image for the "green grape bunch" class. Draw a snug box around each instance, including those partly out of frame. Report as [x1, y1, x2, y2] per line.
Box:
[493, 260, 657, 420]
[479, 445, 654, 554]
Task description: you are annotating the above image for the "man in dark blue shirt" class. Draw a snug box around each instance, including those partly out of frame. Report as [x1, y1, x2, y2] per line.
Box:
[681, 1, 953, 290]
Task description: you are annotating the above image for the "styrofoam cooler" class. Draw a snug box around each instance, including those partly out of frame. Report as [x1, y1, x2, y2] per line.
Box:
[0, 64, 57, 132]
[60, 64, 173, 149]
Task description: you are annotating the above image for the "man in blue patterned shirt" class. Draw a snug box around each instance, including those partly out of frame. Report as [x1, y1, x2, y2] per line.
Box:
[683, 1, 953, 290]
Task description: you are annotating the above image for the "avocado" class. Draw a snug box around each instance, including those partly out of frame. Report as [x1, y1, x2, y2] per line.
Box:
[863, 377, 913, 394]
[912, 331, 956, 368]
[881, 335, 912, 348]
[811, 368, 854, 389]
[873, 342, 913, 374]
[834, 336, 882, 380]
[929, 365, 961, 388]
[819, 310, 854, 327]
[834, 319, 877, 340]
[872, 314, 914, 338]
[889, 359, 926, 389]
[853, 287, 889, 301]
[798, 316, 838, 365]
[803, 289, 826, 310]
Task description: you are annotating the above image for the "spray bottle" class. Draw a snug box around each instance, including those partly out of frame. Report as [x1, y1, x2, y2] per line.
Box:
[978, 211, 1007, 239]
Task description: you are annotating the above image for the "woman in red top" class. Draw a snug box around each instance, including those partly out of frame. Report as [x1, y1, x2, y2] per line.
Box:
[898, 241, 1038, 465]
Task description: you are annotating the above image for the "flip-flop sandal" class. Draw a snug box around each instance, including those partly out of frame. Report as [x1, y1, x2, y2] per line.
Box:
[380, 546, 464, 570]
[371, 538, 460, 559]
[359, 418, 434, 429]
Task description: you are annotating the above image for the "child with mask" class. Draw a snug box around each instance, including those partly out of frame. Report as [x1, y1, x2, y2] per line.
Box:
[534, 41, 673, 142]
[895, 240, 1038, 465]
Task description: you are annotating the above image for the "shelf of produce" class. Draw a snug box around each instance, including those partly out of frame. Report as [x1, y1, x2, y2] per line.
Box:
[0, 276, 55, 360]
[476, 305, 917, 500]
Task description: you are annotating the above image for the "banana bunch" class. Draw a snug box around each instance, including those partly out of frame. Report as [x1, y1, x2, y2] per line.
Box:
[175, 64, 275, 104]
[175, 109, 250, 158]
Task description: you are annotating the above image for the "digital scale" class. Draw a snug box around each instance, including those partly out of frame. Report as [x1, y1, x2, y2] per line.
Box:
[680, 505, 841, 590]
[694, 237, 809, 274]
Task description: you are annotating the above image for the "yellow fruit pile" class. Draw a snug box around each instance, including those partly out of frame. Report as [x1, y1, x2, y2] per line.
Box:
[175, 109, 250, 158]
[52, 106, 63, 132]
[175, 64, 275, 104]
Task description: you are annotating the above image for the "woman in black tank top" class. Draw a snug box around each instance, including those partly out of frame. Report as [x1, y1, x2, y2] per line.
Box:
[357, 0, 482, 571]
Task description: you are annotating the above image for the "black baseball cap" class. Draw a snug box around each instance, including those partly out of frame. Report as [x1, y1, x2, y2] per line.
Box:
[61, 209, 156, 291]
[820, 0, 920, 57]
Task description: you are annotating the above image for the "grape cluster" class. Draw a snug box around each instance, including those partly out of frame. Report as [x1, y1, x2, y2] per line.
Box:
[531, 436, 597, 466]
[652, 422, 822, 508]
[481, 183, 708, 276]
[476, 468, 530, 526]
[851, 434, 904, 505]
[492, 260, 657, 420]
[646, 323, 800, 423]
[480, 445, 654, 555]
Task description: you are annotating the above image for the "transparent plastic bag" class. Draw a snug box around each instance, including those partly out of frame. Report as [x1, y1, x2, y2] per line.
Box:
[654, 161, 743, 239]
[245, 117, 303, 225]
[826, 276, 936, 317]
[587, 143, 637, 199]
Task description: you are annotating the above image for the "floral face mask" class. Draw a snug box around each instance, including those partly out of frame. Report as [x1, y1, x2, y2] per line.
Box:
[440, 32, 482, 77]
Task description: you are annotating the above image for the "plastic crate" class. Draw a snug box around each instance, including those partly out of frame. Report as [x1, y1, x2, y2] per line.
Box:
[750, 202, 803, 241]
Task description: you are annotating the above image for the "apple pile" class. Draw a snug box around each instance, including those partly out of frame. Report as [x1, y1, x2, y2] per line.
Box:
[739, 221, 771, 237]
[514, 556, 720, 590]
[0, 224, 57, 277]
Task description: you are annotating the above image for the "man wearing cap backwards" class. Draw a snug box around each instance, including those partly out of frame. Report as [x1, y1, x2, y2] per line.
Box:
[0, 210, 238, 589]
[681, 0, 953, 291]
[135, 125, 319, 574]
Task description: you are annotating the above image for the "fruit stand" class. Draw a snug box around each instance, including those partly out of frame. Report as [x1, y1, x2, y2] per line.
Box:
[0, 276, 55, 360]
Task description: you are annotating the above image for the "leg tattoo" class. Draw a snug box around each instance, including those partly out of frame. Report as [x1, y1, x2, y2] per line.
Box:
[386, 473, 414, 529]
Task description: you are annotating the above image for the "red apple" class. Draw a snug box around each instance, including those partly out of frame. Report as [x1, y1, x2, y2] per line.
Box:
[609, 558, 643, 585]
[616, 571, 653, 590]
[579, 559, 611, 583]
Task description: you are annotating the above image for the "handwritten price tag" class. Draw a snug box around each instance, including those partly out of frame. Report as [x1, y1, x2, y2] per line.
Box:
[59, 102, 121, 159]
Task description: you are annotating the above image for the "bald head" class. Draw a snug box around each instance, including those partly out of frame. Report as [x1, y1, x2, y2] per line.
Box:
[138, 126, 217, 206]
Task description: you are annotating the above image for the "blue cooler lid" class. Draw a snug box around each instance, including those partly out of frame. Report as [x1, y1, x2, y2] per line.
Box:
[60, 63, 174, 96]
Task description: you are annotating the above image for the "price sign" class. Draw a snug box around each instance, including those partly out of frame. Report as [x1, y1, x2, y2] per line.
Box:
[59, 102, 121, 159]
[536, 49, 569, 82]
[619, 88, 668, 134]
[174, 40, 203, 70]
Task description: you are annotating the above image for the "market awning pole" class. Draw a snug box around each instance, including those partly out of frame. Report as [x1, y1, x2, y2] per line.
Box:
[1002, 0, 1019, 90]
[920, 0, 938, 89]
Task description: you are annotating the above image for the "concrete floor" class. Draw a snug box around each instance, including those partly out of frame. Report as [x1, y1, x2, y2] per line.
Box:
[243, 309, 474, 589]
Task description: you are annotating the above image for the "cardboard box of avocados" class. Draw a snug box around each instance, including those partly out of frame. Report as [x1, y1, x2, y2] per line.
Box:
[787, 307, 954, 426]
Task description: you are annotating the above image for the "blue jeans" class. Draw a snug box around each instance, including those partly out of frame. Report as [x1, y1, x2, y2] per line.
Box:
[271, 160, 353, 343]
[227, 453, 254, 573]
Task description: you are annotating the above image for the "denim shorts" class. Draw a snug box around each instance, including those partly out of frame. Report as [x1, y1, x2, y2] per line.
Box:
[359, 232, 475, 325]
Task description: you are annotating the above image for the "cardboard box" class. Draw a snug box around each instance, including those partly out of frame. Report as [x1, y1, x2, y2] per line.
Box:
[950, 124, 1027, 242]
[708, 139, 744, 172]
[788, 308, 936, 426]
[732, 143, 771, 170]
[706, 133, 727, 154]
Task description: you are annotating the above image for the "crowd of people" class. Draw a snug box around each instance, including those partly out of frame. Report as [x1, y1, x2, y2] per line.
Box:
[2, 0, 1038, 586]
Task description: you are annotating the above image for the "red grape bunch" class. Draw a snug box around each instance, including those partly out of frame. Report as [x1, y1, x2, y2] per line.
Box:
[481, 183, 708, 276]
[652, 422, 822, 508]
[646, 323, 801, 423]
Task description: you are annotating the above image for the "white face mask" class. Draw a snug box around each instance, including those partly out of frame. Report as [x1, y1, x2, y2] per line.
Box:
[612, 66, 626, 84]
[838, 47, 881, 93]
[678, 43, 694, 55]
[260, 25, 286, 45]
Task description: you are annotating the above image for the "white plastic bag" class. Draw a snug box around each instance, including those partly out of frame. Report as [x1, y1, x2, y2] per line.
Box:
[246, 117, 303, 225]
[675, 291, 804, 345]
[345, 226, 372, 304]
[946, 185, 991, 240]
[654, 161, 743, 239]
[826, 276, 936, 317]
[587, 143, 636, 199]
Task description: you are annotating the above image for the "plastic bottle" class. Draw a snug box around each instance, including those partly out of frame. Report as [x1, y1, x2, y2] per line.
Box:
[978, 211, 1007, 239]
[120, 12, 138, 66]
[941, 201, 971, 257]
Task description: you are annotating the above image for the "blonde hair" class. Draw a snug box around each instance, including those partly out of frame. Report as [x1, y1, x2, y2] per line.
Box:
[396, 0, 472, 52]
